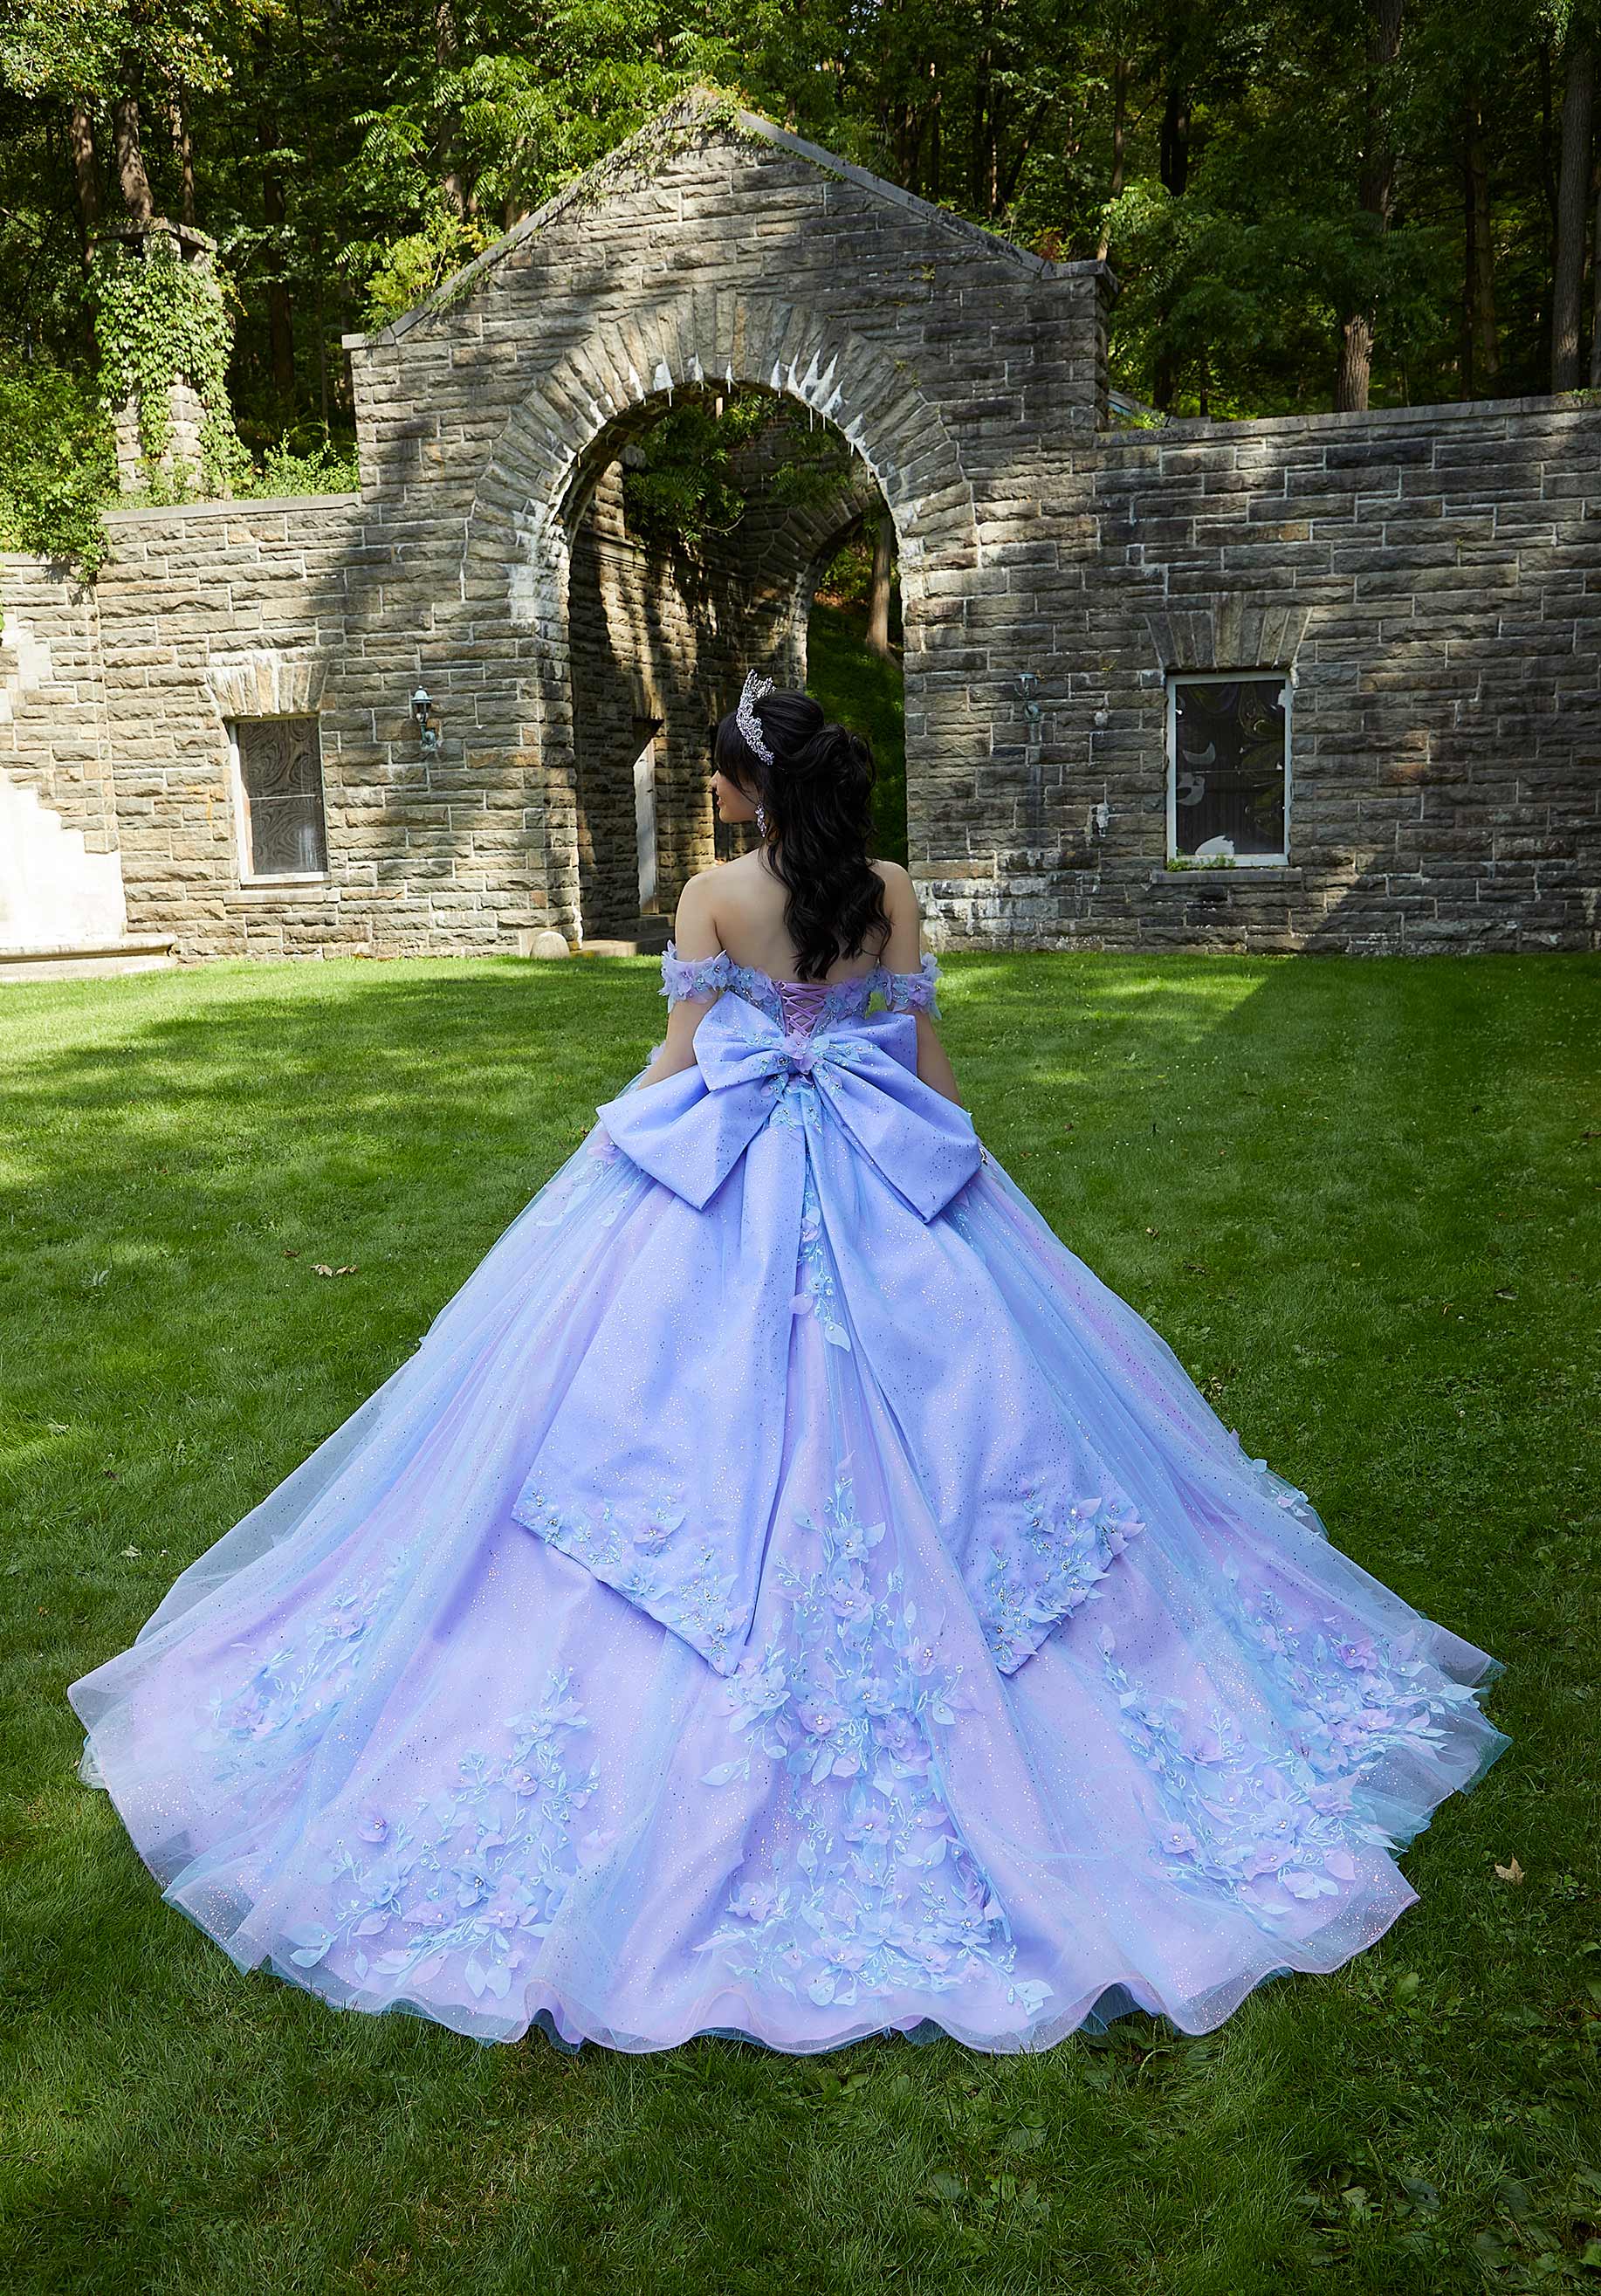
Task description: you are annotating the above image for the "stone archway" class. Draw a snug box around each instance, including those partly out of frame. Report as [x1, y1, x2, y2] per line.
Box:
[457, 291, 979, 942]
[328, 83, 1106, 954]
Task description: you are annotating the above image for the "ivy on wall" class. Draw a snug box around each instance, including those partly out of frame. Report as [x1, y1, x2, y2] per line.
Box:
[93, 234, 248, 496]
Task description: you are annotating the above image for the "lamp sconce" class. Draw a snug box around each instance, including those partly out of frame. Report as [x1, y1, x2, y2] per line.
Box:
[1016, 670, 1042, 728]
[412, 685, 439, 755]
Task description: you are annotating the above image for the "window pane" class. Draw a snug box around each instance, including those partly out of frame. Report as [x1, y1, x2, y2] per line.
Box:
[1171, 678, 1287, 858]
[237, 718, 327, 876]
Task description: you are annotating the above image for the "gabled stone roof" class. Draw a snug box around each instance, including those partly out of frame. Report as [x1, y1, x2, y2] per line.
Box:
[347, 81, 1106, 350]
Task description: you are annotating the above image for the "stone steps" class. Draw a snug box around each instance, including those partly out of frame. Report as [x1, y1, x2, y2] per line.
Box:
[0, 936, 177, 984]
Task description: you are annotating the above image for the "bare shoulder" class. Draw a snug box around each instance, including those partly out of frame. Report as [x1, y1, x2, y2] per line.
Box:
[671, 865, 724, 958]
[869, 859, 924, 969]
[871, 858, 916, 908]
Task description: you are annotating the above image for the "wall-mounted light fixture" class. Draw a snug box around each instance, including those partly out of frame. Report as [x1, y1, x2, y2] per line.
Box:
[412, 685, 439, 755]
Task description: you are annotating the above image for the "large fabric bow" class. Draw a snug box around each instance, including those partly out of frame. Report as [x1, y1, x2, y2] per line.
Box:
[594, 993, 981, 1220]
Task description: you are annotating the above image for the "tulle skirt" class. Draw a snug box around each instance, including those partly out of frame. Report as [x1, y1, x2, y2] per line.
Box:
[68, 1103, 1508, 2053]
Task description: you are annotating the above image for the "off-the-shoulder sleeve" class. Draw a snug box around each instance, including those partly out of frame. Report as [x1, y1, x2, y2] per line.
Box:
[660, 939, 731, 1007]
[876, 952, 942, 1015]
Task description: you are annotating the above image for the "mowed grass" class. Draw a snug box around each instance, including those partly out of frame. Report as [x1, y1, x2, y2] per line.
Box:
[1, 951, 1597, 2296]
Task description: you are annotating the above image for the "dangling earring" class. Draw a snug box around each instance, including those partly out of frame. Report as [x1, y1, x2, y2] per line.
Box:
[755, 802, 769, 840]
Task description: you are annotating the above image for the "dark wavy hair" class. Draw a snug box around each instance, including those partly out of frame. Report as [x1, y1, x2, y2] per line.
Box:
[712, 684, 890, 982]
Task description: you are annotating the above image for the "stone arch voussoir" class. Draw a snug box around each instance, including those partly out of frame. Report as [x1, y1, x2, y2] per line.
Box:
[461, 288, 978, 628]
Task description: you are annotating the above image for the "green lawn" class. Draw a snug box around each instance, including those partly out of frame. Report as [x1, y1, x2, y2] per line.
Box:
[2, 952, 1597, 2296]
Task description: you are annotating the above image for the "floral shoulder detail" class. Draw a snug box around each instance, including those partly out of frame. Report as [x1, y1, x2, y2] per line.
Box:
[874, 952, 941, 1017]
[660, 940, 732, 1007]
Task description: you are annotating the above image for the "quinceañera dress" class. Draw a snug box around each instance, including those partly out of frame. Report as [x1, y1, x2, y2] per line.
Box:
[69, 946, 1508, 2053]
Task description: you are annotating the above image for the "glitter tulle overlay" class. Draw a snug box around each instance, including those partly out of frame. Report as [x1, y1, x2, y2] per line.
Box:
[68, 947, 1508, 2053]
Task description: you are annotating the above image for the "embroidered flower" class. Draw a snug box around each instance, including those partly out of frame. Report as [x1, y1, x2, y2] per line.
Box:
[791, 1171, 851, 1348]
[288, 1668, 599, 2006]
[970, 1481, 1144, 1674]
[697, 1475, 1051, 2021]
[202, 1540, 422, 1778]
[1098, 1590, 1488, 1938]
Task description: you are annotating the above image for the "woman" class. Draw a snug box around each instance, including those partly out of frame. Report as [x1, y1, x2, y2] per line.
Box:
[68, 670, 1507, 2054]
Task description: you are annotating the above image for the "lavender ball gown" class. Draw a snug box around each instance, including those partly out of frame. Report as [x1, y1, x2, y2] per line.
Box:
[67, 946, 1508, 2053]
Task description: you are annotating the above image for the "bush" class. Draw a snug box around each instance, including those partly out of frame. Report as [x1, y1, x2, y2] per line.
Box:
[0, 353, 116, 574]
[232, 437, 362, 498]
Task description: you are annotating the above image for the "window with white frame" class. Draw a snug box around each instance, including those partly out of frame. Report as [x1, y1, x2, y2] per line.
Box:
[231, 716, 328, 878]
[1166, 673, 1290, 863]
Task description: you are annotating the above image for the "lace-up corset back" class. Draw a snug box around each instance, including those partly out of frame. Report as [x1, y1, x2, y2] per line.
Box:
[775, 979, 836, 1040]
[660, 941, 941, 1028]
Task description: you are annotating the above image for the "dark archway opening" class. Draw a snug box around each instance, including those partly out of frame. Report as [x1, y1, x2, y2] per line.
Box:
[561, 385, 907, 947]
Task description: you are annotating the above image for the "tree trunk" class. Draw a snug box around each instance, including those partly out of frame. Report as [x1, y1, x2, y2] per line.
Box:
[928, 58, 941, 203]
[1097, 55, 1130, 261]
[1539, 39, 1559, 233]
[998, 98, 1048, 210]
[1335, 0, 1405, 414]
[864, 512, 895, 656]
[970, 1, 995, 216]
[1592, 169, 1601, 384]
[168, 82, 197, 227]
[1461, 104, 1498, 395]
[1158, 79, 1191, 197]
[263, 157, 295, 395]
[1151, 80, 1192, 410]
[68, 101, 101, 272]
[435, 0, 467, 219]
[112, 93, 155, 226]
[1552, 35, 1595, 390]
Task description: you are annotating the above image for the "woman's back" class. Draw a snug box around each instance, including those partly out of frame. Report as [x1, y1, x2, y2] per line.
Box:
[687, 848, 915, 986]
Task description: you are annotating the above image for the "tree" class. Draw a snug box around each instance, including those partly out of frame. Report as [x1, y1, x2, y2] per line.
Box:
[1551, 15, 1595, 389]
[1335, 0, 1405, 413]
[864, 512, 895, 658]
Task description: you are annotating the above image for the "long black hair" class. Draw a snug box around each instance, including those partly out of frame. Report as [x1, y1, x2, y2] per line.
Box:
[712, 684, 890, 983]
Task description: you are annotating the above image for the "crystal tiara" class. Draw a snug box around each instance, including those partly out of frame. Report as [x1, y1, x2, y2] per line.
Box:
[736, 668, 776, 768]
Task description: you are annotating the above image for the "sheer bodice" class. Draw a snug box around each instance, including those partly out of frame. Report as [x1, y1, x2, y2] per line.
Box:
[660, 942, 941, 1036]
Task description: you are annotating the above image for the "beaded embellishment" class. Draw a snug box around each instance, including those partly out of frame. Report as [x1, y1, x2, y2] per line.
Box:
[660, 943, 942, 1027]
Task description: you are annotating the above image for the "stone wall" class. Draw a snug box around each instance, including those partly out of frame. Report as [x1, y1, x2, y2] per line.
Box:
[0, 555, 117, 854]
[913, 395, 1601, 954]
[1, 88, 1596, 963]
[340, 91, 1102, 961]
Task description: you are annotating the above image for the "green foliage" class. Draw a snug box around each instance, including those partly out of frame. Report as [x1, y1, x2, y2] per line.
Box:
[232, 435, 361, 498]
[621, 401, 752, 546]
[619, 385, 855, 548]
[819, 529, 875, 608]
[0, 350, 115, 571]
[92, 237, 247, 494]
[0, 0, 249, 103]
[807, 598, 907, 868]
[348, 197, 492, 332]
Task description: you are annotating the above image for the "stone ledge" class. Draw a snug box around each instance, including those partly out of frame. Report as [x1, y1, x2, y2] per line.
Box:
[102, 494, 363, 526]
[1147, 864, 1308, 883]
[0, 935, 176, 982]
[232, 875, 336, 898]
